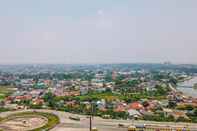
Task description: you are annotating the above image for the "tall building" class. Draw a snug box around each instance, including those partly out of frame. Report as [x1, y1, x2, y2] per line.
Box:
[112, 70, 117, 80]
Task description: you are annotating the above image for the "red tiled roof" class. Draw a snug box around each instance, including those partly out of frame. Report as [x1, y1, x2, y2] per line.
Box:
[99, 107, 107, 112]
[114, 105, 126, 112]
[15, 95, 32, 100]
[129, 102, 143, 110]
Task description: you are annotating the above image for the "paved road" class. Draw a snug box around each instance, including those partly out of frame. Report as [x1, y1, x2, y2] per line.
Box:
[0, 109, 197, 131]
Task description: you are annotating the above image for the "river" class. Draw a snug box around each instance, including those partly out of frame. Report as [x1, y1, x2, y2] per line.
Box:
[177, 77, 197, 98]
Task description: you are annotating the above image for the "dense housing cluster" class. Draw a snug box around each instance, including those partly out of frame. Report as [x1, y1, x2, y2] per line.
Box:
[0, 64, 196, 123]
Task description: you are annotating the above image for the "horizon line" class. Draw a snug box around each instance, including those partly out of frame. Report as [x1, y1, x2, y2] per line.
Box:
[0, 62, 196, 66]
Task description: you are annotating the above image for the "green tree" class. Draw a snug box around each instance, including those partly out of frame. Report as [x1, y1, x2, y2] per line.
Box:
[43, 92, 56, 108]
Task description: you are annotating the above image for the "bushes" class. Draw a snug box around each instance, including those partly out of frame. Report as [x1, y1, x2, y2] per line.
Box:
[0, 107, 10, 112]
[143, 113, 175, 122]
[176, 104, 194, 110]
[176, 116, 191, 123]
[99, 109, 129, 120]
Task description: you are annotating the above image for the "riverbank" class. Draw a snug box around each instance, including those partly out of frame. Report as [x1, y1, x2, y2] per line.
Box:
[177, 76, 197, 98]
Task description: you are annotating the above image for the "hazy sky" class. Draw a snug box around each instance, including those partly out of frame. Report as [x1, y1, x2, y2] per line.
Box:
[0, 0, 197, 64]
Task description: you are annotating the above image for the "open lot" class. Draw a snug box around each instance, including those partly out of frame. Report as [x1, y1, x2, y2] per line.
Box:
[0, 116, 47, 131]
[0, 111, 59, 131]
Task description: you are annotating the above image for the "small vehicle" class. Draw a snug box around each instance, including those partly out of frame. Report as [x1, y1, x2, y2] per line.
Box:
[102, 115, 110, 119]
[69, 116, 80, 121]
[128, 125, 136, 131]
[118, 123, 125, 127]
[135, 124, 146, 129]
[176, 128, 190, 131]
[92, 127, 98, 131]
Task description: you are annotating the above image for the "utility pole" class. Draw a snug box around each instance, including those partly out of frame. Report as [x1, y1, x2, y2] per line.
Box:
[89, 115, 92, 131]
[89, 101, 94, 131]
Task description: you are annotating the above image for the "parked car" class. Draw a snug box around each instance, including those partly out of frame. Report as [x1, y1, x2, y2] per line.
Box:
[69, 116, 80, 121]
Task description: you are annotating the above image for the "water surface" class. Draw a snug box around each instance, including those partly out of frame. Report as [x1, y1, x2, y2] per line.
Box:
[177, 77, 197, 98]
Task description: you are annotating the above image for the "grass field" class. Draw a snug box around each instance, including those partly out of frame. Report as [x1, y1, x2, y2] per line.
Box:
[0, 86, 16, 100]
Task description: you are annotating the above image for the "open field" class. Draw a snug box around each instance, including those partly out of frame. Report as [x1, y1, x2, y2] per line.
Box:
[0, 86, 16, 100]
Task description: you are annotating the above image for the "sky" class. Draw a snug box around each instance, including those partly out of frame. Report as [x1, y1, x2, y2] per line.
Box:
[0, 0, 197, 64]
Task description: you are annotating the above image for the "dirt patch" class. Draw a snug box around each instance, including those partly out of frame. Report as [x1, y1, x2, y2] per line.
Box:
[0, 116, 48, 131]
